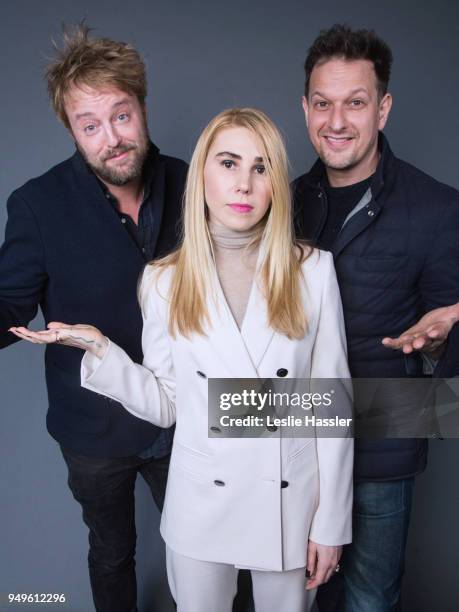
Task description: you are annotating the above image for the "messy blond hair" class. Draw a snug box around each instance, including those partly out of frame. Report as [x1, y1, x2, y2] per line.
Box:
[147, 108, 309, 340]
[45, 23, 147, 128]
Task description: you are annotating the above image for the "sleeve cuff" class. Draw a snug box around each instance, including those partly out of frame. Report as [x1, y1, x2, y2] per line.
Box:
[81, 338, 112, 384]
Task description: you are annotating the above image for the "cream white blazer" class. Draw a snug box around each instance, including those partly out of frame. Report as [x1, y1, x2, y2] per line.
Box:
[81, 248, 353, 571]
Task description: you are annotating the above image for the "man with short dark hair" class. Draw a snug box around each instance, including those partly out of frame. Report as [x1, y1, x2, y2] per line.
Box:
[0, 25, 187, 612]
[293, 24, 459, 611]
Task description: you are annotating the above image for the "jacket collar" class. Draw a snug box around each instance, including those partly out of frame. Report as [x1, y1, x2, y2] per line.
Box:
[69, 141, 164, 264]
[304, 131, 396, 200]
[298, 133, 398, 257]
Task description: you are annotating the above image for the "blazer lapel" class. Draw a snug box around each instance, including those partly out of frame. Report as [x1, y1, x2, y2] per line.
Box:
[72, 151, 145, 264]
[148, 158, 166, 255]
[204, 275, 259, 379]
[240, 275, 276, 371]
[204, 250, 275, 378]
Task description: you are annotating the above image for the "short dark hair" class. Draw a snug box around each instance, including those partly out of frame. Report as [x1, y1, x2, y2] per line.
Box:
[304, 24, 393, 99]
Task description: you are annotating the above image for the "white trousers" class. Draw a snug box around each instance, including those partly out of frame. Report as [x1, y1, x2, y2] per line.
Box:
[166, 545, 316, 612]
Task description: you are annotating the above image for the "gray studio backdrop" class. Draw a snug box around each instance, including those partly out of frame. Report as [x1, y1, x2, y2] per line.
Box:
[1, 0, 458, 610]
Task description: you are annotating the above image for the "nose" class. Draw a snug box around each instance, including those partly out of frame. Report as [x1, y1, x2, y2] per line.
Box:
[328, 104, 347, 132]
[104, 123, 122, 149]
[235, 168, 251, 194]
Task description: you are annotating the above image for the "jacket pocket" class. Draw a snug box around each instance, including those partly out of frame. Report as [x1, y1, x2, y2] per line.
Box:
[355, 255, 408, 273]
[287, 438, 315, 463]
[170, 440, 212, 483]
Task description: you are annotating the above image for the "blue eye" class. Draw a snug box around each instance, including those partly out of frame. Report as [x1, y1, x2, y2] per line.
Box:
[117, 113, 129, 121]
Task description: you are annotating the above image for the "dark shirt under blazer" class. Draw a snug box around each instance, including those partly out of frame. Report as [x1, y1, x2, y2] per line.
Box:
[0, 143, 187, 457]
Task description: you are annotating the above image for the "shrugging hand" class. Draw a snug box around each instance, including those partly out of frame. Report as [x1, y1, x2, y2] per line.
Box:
[305, 540, 342, 590]
[9, 322, 108, 359]
[381, 303, 459, 356]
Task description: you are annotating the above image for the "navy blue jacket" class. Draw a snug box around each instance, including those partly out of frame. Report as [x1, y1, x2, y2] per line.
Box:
[0, 145, 187, 457]
[292, 134, 459, 481]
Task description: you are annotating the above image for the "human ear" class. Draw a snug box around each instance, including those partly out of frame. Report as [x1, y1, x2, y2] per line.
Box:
[378, 93, 393, 130]
[302, 95, 309, 127]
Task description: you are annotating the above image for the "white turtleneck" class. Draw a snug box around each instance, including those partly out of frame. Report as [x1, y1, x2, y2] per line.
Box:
[208, 221, 260, 330]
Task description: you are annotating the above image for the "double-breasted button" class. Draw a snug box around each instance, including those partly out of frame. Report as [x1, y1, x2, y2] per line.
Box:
[266, 424, 278, 432]
[277, 368, 288, 377]
[196, 371, 207, 378]
[210, 426, 221, 434]
[214, 479, 225, 487]
[367, 210, 375, 217]
[318, 192, 323, 198]
[281, 480, 289, 488]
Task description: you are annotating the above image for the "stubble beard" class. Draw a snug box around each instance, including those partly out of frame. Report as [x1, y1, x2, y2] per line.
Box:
[318, 132, 379, 176]
[319, 145, 360, 173]
[79, 124, 150, 187]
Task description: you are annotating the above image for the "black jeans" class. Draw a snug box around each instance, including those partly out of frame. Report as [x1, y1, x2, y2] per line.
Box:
[60, 446, 170, 612]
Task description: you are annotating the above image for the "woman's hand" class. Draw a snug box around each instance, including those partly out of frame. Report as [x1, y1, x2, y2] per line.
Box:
[305, 540, 342, 590]
[9, 322, 108, 359]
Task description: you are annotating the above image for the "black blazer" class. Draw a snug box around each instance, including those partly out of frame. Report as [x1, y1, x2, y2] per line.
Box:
[0, 144, 187, 457]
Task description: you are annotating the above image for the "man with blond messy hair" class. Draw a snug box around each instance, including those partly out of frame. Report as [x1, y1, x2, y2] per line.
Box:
[0, 24, 187, 612]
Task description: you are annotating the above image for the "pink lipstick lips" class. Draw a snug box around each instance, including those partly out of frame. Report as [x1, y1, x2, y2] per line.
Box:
[228, 203, 254, 213]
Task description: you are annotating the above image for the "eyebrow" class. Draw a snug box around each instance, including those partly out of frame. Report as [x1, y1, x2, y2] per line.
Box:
[75, 99, 132, 121]
[215, 151, 264, 163]
[311, 87, 369, 98]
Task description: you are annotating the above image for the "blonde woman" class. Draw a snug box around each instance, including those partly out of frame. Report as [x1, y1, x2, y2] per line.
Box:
[11, 108, 353, 612]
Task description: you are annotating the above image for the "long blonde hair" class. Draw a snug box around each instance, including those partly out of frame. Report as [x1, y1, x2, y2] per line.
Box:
[147, 107, 309, 339]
